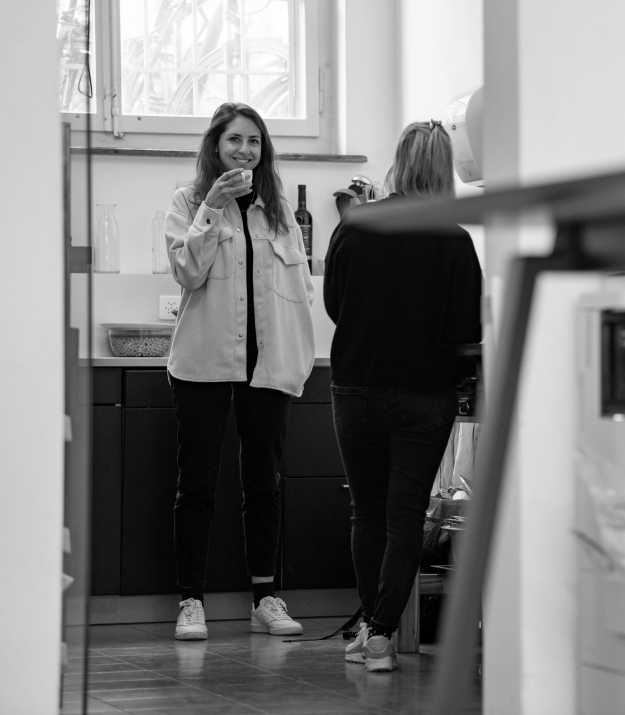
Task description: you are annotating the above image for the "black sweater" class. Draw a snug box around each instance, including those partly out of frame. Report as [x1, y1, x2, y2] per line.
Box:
[236, 191, 257, 383]
[323, 199, 482, 391]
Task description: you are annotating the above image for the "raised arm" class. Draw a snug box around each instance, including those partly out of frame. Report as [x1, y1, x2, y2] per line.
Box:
[167, 170, 253, 291]
[166, 190, 227, 291]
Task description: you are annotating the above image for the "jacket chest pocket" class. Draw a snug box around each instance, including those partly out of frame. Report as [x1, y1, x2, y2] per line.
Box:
[268, 237, 307, 303]
[208, 230, 234, 279]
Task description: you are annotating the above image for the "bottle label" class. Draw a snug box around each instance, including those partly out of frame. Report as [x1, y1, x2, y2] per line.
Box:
[299, 225, 312, 258]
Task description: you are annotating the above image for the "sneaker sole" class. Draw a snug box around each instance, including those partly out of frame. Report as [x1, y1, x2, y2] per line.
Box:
[250, 621, 303, 636]
[175, 629, 208, 641]
[345, 652, 366, 664]
[365, 656, 398, 672]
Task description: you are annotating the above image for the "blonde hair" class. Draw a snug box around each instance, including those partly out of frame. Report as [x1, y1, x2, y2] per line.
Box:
[385, 120, 454, 198]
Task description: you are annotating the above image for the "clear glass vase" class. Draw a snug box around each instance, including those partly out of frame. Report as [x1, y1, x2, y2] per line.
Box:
[94, 203, 120, 273]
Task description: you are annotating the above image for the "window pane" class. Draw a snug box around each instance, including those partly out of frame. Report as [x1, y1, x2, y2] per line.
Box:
[119, 0, 298, 118]
[247, 50, 288, 75]
[249, 73, 289, 117]
[197, 73, 228, 116]
[57, 0, 96, 113]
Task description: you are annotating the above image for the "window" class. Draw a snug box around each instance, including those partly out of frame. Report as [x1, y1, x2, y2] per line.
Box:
[57, 0, 96, 114]
[58, 0, 319, 137]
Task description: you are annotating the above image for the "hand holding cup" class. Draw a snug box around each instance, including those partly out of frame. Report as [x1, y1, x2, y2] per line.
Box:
[204, 168, 254, 209]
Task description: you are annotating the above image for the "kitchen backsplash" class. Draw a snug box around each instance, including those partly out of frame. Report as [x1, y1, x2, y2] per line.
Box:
[84, 274, 334, 359]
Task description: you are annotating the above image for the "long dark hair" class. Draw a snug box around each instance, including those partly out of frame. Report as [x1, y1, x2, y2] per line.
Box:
[192, 102, 288, 234]
[385, 121, 454, 198]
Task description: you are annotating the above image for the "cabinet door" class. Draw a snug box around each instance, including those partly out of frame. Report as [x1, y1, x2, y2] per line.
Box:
[125, 369, 173, 408]
[293, 366, 331, 403]
[91, 406, 122, 595]
[285, 404, 344, 477]
[121, 407, 248, 594]
[282, 477, 355, 589]
[92, 368, 122, 405]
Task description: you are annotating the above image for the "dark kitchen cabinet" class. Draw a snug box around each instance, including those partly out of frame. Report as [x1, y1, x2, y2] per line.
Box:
[120, 370, 248, 595]
[121, 407, 178, 594]
[91, 364, 354, 596]
[92, 367, 122, 405]
[91, 368, 123, 596]
[293, 365, 333, 403]
[282, 477, 354, 589]
[121, 406, 248, 594]
[91, 405, 122, 594]
[284, 403, 344, 476]
[282, 365, 356, 589]
[123, 369, 173, 407]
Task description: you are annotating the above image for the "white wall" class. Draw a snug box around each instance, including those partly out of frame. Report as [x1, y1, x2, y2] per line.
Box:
[399, 0, 484, 129]
[397, 0, 485, 264]
[482, 1, 625, 713]
[518, 3, 625, 184]
[0, 2, 63, 714]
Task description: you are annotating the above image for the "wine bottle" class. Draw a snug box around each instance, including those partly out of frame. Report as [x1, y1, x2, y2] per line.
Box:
[295, 184, 312, 271]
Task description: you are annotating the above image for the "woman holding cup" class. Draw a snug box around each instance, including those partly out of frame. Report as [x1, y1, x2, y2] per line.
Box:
[165, 102, 314, 640]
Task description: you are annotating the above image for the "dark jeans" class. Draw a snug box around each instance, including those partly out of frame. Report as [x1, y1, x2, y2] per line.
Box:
[169, 375, 290, 595]
[331, 384, 456, 632]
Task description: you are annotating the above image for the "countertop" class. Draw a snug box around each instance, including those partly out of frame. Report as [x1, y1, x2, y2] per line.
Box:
[90, 348, 479, 367]
[91, 356, 330, 367]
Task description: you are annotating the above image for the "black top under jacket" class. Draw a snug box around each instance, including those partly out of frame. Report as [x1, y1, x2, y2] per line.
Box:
[236, 190, 257, 383]
[323, 197, 483, 392]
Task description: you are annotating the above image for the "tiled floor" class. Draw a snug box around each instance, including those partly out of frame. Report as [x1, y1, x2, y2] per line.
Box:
[61, 618, 481, 714]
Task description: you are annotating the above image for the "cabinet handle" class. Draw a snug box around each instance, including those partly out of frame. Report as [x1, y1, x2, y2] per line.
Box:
[340, 483, 350, 490]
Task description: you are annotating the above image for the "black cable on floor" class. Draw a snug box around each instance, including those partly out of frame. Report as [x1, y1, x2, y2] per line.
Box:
[282, 607, 362, 643]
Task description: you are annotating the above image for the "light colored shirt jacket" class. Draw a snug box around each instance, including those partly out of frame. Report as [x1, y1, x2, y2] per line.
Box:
[165, 186, 315, 397]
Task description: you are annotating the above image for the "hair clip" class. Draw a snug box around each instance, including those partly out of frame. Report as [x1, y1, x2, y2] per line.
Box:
[429, 119, 443, 129]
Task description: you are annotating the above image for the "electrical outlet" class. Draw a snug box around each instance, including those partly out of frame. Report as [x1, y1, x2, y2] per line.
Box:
[159, 294, 180, 320]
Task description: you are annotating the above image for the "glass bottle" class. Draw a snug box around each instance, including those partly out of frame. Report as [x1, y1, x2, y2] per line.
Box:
[151, 210, 169, 274]
[294, 184, 312, 271]
[94, 203, 120, 273]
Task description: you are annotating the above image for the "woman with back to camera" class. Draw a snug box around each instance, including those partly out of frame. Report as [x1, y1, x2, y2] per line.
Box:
[165, 102, 314, 640]
[324, 120, 482, 671]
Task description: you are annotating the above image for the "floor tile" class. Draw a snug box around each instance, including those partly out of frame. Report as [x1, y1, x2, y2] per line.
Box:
[58, 618, 481, 714]
[60, 696, 125, 714]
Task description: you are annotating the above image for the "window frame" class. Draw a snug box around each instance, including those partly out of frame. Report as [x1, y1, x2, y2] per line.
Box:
[61, 0, 320, 138]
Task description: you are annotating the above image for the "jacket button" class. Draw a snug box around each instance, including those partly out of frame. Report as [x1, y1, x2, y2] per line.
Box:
[237, 332, 243, 339]
[239, 296, 245, 302]
[238, 259, 244, 266]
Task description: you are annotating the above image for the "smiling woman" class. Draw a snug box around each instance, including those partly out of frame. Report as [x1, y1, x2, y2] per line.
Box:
[162, 101, 315, 641]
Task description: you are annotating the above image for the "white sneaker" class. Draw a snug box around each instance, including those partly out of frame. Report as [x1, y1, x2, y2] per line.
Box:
[250, 596, 303, 636]
[365, 634, 398, 672]
[175, 598, 207, 640]
[345, 622, 368, 663]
